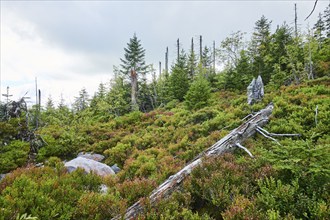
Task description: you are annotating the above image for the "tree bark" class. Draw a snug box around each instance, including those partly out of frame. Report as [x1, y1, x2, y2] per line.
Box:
[165, 47, 168, 76]
[200, 35, 203, 63]
[177, 39, 180, 62]
[130, 69, 139, 111]
[113, 103, 274, 219]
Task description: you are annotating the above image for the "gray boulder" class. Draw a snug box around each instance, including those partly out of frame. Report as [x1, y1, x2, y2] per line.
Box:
[64, 157, 115, 176]
[77, 152, 105, 162]
[247, 75, 264, 105]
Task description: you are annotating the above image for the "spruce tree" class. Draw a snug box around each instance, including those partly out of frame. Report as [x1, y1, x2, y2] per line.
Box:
[184, 72, 211, 110]
[309, 5, 330, 77]
[324, 5, 330, 38]
[270, 23, 293, 63]
[156, 71, 171, 106]
[202, 46, 217, 85]
[138, 73, 154, 112]
[149, 71, 159, 107]
[73, 88, 89, 112]
[168, 49, 189, 101]
[187, 38, 197, 80]
[120, 34, 148, 111]
[249, 15, 272, 84]
[45, 95, 55, 111]
[90, 82, 107, 108]
[313, 13, 325, 43]
[107, 76, 130, 116]
[268, 23, 294, 86]
[201, 46, 212, 69]
[286, 36, 305, 84]
[269, 26, 289, 86]
[235, 50, 254, 89]
[96, 82, 106, 100]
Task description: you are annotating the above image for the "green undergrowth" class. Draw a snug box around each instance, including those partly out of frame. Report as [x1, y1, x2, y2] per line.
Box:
[1, 77, 329, 219]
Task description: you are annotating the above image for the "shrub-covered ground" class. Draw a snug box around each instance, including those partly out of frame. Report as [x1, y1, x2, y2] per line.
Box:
[0, 78, 329, 219]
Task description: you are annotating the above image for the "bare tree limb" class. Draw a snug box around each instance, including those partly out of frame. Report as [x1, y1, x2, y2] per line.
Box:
[305, 0, 319, 21]
[256, 126, 300, 137]
[256, 127, 282, 146]
[236, 143, 254, 158]
[315, 105, 318, 126]
[241, 113, 254, 121]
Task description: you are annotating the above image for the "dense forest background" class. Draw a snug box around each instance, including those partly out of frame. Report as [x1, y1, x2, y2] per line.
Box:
[0, 6, 329, 220]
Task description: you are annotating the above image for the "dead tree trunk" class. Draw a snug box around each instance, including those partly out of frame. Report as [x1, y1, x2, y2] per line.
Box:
[200, 35, 203, 63]
[177, 38, 180, 62]
[165, 47, 168, 76]
[130, 69, 139, 111]
[113, 103, 274, 220]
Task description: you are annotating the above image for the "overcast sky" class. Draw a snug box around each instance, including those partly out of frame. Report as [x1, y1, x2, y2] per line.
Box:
[1, 0, 328, 107]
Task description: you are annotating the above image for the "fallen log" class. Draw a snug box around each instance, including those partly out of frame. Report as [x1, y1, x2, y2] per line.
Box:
[113, 103, 274, 219]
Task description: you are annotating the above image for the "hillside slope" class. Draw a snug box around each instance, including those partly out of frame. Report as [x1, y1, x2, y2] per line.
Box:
[0, 78, 329, 219]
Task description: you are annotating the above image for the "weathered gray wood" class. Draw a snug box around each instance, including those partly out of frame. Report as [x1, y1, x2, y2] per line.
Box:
[130, 69, 138, 111]
[247, 75, 264, 105]
[256, 126, 300, 146]
[113, 103, 274, 220]
[236, 143, 254, 158]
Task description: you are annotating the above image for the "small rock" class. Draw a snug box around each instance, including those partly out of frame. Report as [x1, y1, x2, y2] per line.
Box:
[66, 166, 77, 173]
[64, 157, 115, 176]
[35, 163, 44, 167]
[111, 164, 121, 174]
[100, 184, 108, 194]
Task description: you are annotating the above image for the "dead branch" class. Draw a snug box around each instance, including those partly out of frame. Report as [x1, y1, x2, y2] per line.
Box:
[257, 126, 300, 137]
[256, 125, 300, 146]
[315, 105, 318, 126]
[236, 143, 254, 158]
[241, 113, 253, 121]
[256, 127, 282, 145]
[305, 0, 319, 21]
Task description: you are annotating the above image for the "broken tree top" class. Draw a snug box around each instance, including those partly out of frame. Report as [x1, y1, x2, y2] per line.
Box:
[247, 75, 264, 105]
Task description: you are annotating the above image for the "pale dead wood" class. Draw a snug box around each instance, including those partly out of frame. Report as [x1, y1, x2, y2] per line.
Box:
[236, 143, 254, 158]
[241, 113, 254, 121]
[256, 126, 300, 146]
[315, 105, 318, 126]
[256, 127, 282, 146]
[256, 126, 300, 137]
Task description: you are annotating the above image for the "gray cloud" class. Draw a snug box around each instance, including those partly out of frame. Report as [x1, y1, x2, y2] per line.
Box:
[3, 1, 328, 68]
[1, 0, 328, 103]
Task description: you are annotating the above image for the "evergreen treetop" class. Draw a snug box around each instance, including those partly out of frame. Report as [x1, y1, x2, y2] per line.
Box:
[313, 13, 325, 42]
[73, 88, 89, 112]
[120, 33, 148, 76]
[168, 49, 189, 101]
[187, 38, 197, 80]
